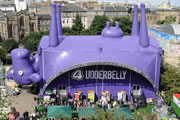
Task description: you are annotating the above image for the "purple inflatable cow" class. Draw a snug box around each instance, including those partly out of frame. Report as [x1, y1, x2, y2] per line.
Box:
[7, 48, 41, 85]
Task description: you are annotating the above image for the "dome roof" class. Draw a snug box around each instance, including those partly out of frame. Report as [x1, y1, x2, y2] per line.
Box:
[150, 24, 180, 36]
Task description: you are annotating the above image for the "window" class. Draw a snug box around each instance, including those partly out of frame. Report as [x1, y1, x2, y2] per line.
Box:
[19, 16, 24, 31]
[133, 86, 141, 90]
[8, 24, 13, 38]
[30, 23, 35, 32]
[147, 16, 149, 20]
[59, 85, 66, 90]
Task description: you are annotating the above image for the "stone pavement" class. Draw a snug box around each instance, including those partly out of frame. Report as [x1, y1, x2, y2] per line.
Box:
[11, 85, 38, 117]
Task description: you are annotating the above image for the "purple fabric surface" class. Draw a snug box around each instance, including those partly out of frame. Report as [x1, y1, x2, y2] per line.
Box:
[7, 3, 162, 100]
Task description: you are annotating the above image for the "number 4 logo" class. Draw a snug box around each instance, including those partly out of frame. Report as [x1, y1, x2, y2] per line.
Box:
[72, 70, 84, 81]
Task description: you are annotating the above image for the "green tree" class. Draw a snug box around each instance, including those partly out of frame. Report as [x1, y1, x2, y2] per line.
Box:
[160, 61, 180, 103]
[1, 38, 18, 53]
[156, 15, 176, 24]
[156, 20, 165, 25]
[0, 89, 13, 109]
[22, 30, 49, 52]
[80, 29, 94, 35]
[71, 14, 84, 35]
[0, 48, 6, 62]
[111, 16, 132, 35]
[63, 27, 72, 35]
[89, 15, 109, 35]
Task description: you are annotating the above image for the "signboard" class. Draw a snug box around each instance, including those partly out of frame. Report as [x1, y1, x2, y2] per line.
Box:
[72, 69, 127, 81]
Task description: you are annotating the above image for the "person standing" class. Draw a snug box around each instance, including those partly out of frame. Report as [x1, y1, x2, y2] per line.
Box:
[15, 110, 20, 120]
[23, 111, 29, 120]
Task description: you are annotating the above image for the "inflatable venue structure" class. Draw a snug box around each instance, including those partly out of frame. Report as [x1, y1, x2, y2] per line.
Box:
[7, 3, 162, 101]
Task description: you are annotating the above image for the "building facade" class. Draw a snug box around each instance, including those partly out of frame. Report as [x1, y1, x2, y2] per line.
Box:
[14, 0, 28, 12]
[0, 0, 28, 12]
[0, 1, 179, 43]
[0, 11, 38, 42]
[0, 1, 16, 12]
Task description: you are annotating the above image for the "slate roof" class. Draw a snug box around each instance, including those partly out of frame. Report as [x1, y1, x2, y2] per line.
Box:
[0, 1, 15, 7]
[0, 12, 15, 21]
[102, 6, 128, 12]
[38, 14, 51, 20]
[61, 5, 86, 12]
[29, 4, 86, 12]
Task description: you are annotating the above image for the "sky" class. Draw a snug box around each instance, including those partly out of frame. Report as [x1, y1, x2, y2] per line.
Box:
[96, 0, 180, 7]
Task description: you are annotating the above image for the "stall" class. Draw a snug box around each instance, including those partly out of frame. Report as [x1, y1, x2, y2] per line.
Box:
[74, 91, 83, 100]
[88, 90, 95, 101]
[102, 90, 111, 102]
[44, 90, 53, 101]
[118, 91, 126, 102]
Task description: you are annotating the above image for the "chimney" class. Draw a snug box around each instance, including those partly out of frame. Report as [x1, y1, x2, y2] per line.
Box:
[131, 4, 139, 36]
[139, 3, 149, 47]
[49, 3, 59, 47]
[57, 4, 63, 36]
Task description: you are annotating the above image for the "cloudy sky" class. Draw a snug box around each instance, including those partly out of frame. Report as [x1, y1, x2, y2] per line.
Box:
[97, 0, 180, 7]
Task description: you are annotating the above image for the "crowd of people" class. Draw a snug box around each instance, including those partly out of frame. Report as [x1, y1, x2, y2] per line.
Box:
[34, 94, 131, 113]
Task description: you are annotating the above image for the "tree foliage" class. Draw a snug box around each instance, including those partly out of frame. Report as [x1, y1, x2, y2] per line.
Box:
[0, 88, 12, 108]
[22, 30, 49, 52]
[89, 15, 109, 35]
[160, 57, 180, 103]
[1, 38, 18, 53]
[63, 27, 72, 35]
[111, 16, 132, 35]
[156, 15, 176, 25]
[71, 14, 84, 35]
[0, 48, 6, 62]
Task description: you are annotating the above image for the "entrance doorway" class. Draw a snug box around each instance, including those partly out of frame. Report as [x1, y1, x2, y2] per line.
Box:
[59, 85, 66, 96]
[133, 85, 141, 96]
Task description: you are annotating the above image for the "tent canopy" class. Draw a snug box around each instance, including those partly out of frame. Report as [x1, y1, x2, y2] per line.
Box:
[47, 106, 72, 118]
[79, 107, 134, 119]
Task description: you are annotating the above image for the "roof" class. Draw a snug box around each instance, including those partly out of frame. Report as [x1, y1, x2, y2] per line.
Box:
[0, 1, 15, 8]
[47, 106, 72, 118]
[0, 12, 15, 21]
[0, 4, 15, 7]
[38, 14, 51, 20]
[79, 107, 134, 119]
[0, 13, 5, 21]
[150, 24, 180, 36]
[6, 12, 15, 18]
[61, 5, 86, 12]
[30, 4, 86, 12]
[102, 6, 128, 12]
[39, 33, 161, 86]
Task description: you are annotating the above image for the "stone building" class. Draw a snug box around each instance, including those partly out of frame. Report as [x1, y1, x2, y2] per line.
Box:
[138, 8, 159, 26]
[29, 3, 129, 29]
[0, 11, 38, 43]
[156, 8, 180, 24]
[0, 1, 16, 12]
[0, 0, 28, 12]
[0, 1, 179, 43]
